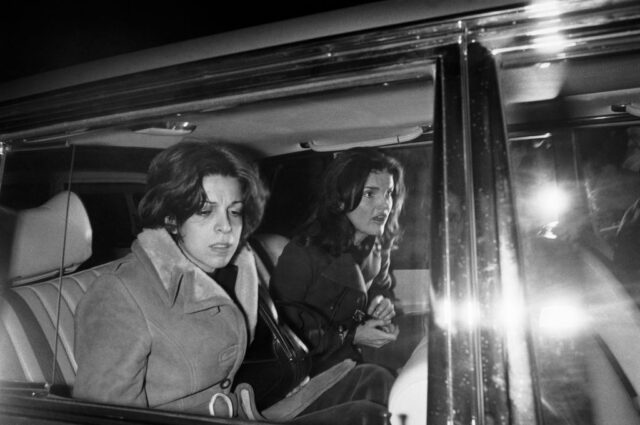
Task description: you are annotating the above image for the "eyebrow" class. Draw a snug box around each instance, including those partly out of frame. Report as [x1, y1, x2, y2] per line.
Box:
[364, 184, 394, 190]
[203, 200, 244, 206]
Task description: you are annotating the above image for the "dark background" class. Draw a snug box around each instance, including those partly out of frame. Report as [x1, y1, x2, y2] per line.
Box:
[0, 0, 384, 84]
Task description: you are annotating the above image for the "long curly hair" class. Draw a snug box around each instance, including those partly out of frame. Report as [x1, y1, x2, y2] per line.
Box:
[300, 147, 405, 256]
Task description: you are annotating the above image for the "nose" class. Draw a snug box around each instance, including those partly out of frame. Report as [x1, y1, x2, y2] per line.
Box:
[378, 193, 392, 210]
[214, 211, 232, 233]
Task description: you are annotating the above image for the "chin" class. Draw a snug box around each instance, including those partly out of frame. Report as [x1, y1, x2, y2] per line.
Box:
[206, 257, 232, 271]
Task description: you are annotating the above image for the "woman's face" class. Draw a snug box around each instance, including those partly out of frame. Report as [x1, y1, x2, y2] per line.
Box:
[177, 174, 243, 273]
[346, 170, 394, 245]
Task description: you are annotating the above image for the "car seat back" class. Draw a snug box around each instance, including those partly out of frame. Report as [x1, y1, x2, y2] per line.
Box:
[0, 232, 293, 398]
[7, 191, 92, 286]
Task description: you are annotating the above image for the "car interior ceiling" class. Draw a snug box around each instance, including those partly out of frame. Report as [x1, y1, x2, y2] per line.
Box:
[45, 47, 639, 156]
[64, 78, 434, 156]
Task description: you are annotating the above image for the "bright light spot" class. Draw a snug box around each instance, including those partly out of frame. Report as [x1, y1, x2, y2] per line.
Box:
[538, 62, 551, 69]
[498, 294, 525, 330]
[533, 34, 575, 53]
[538, 299, 587, 337]
[534, 185, 569, 219]
[529, 0, 563, 18]
[463, 299, 480, 329]
[527, 22, 562, 36]
[434, 298, 453, 330]
[433, 298, 480, 332]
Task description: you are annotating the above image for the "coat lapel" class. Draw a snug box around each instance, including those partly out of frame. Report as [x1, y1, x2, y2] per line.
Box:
[320, 252, 367, 294]
[135, 228, 258, 341]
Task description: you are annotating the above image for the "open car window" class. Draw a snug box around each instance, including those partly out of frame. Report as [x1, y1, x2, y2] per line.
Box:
[0, 34, 437, 423]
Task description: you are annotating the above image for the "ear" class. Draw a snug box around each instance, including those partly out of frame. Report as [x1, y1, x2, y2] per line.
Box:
[164, 216, 178, 234]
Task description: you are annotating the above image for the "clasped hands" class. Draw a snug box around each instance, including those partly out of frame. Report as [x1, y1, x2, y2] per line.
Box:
[353, 295, 399, 348]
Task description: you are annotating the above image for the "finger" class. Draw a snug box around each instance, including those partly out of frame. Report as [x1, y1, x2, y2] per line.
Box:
[372, 298, 392, 318]
[376, 301, 394, 318]
[372, 299, 388, 317]
[365, 318, 388, 328]
[367, 295, 384, 315]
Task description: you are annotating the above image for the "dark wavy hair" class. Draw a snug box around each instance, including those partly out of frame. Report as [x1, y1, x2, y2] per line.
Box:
[138, 140, 268, 243]
[301, 147, 405, 256]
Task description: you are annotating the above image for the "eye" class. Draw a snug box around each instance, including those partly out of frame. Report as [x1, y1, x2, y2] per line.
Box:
[229, 208, 243, 217]
[197, 208, 213, 217]
[363, 190, 374, 198]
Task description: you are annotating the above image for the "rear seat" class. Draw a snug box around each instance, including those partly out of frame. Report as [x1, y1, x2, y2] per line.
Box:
[0, 190, 290, 396]
[0, 261, 119, 393]
[0, 191, 98, 393]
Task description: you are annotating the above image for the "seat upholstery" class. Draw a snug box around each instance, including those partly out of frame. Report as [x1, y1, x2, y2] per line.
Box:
[0, 232, 290, 395]
[0, 262, 118, 391]
[1, 190, 95, 391]
[8, 191, 92, 286]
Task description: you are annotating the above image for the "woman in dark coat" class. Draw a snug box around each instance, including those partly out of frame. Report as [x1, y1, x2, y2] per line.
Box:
[271, 147, 405, 376]
[73, 141, 393, 424]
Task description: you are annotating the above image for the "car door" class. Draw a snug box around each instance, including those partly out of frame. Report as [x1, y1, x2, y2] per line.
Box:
[479, 1, 640, 424]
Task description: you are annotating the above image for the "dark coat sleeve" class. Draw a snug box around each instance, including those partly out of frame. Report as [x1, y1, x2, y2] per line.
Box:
[271, 241, 313, 304]
[270, 242, 343, 355]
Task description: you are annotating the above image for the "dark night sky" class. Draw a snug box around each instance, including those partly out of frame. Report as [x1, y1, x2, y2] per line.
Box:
[1, 0, 384, 84]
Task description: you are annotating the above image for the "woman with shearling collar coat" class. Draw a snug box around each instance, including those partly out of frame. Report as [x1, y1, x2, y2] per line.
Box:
[74, 227, 259, 412]
[73, 141, 393, 424]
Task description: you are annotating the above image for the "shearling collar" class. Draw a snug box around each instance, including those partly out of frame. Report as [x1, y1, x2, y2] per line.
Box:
[133, 228, 258, 340]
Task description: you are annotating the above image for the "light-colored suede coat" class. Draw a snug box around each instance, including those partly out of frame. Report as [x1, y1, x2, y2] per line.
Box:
[73, 228, 258, 413]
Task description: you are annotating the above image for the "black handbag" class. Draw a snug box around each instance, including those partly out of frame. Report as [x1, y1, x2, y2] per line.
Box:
[275, 299, 364, 376]
[234, 239, 312, 410]
[234, 283, 312, 410]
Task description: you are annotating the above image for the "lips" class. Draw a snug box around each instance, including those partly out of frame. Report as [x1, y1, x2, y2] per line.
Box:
[209, 242, 233, 254]
[371, 214, 388, 224]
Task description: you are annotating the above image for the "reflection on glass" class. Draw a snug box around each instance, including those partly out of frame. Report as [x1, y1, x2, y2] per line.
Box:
[533, 185, 569, 221]
[538, 298, 588, 338]
[532, 34, 575, 53]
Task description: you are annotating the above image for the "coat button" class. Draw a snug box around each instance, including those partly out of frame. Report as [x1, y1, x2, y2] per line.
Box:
[221, 378, 231, 389]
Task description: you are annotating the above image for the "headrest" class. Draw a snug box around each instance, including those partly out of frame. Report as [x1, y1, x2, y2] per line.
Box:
[8, 191, 92, 285]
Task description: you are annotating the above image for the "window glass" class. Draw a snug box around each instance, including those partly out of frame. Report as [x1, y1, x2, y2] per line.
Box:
[500, 44, 640, 425]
